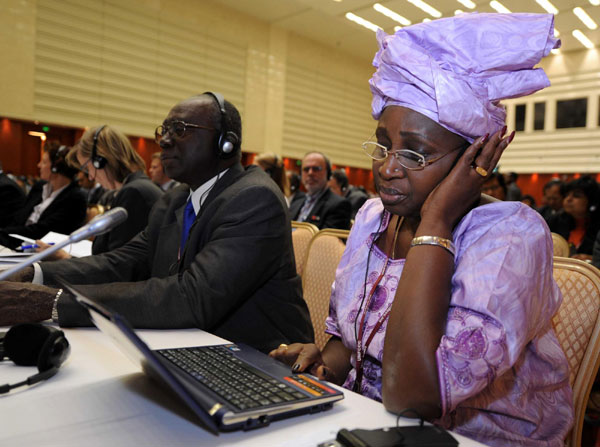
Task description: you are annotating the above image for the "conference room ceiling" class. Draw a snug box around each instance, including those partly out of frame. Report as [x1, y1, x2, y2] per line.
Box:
[213, 0, 600, 61]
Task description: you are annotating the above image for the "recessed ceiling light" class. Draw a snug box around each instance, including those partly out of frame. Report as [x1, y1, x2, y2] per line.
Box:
[345, 12, 381, 32]
[455, 9, 464, 15]
[589, 0, 600, 5]
[551, 48, 561, 55]
[457, 0, 476, 8]
[489, 1, 511, 13]
[406, 0, 442, 18]
[554, 28, 560, 37]
[394, 25, 402, 32]
[535, 0, 558, 15]
[572, 29, 595, 48]
[573, 7, 598, 30]
[373, 3, 411, 26]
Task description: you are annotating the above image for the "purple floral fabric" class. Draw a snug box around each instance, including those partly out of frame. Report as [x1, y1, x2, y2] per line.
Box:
[325, 199, 573, 446]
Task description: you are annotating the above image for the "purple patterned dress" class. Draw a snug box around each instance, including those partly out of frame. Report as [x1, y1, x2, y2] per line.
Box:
[325, 199, 573, 446]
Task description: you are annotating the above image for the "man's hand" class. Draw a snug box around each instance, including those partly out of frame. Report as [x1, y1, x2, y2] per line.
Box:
[0, 282, 57, 326]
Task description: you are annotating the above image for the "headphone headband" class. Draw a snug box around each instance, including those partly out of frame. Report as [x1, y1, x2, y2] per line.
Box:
[91, 125, 107, 170]
[202, 92, 238, 159]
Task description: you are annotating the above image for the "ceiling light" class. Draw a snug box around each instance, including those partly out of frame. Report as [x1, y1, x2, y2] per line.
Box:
[373, 3, 411, 26]
[406, 0, 442, 18]
[423, 18, 431, 23]
[572, 29, 595, 48]
[28, 131, 47, 141]
[457, 0, 476, 8]
[551, 48, 560, 55]
[589, 0, 600, 5]
[573, 7, 598, 30]
[489, 1, 511, 13]
[554, 28, 560, 37]
[394, 26, 402, 32]
[345, 12, 381, 32]
[535, 0, 558, 15]
[455, 9, 464, 15]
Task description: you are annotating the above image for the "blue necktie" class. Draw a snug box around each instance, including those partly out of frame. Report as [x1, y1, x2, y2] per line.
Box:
[180, 199, 196, 253]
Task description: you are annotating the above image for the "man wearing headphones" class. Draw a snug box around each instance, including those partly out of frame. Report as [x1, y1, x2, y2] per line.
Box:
[289, 152, 351, 230]
[0, 93, 313, 354]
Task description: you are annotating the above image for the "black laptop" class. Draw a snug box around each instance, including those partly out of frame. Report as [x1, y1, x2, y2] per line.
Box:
[66, 282, 344, 435]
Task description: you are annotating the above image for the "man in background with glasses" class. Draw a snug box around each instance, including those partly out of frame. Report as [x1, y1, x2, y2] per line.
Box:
[289, 152, 351, 230]
[0, 93, 314, 353]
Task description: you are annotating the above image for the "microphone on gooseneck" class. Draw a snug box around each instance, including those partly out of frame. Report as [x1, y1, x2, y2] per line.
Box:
[0, 207, 128, 281]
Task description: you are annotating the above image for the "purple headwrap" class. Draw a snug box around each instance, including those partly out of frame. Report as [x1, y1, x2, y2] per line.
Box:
[369, 13, 560, 142]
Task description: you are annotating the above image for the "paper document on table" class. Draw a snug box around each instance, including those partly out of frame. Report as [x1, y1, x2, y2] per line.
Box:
[41, 232, 93, 258]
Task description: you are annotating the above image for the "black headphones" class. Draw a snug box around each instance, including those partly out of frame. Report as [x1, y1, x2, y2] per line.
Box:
[0, 323, 70, 394]
[202, 92, 239, 159]
[91, 125, 108, 169]
[51, 145, 69, 174]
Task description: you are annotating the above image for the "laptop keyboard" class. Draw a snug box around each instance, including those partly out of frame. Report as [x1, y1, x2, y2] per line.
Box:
[159, 346, 307, 411]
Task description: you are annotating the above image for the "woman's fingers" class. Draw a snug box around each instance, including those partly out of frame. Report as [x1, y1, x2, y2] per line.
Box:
[471, 127, 514, 177]
[268, 343, 323, 371]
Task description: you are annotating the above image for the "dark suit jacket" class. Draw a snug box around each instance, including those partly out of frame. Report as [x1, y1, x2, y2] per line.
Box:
[0, 173, 26, 227]
[92, 171, 163, 255]
[42, 164, 314, 353]
[345, 187, 369, 220]
[1, 180, 86, 246]
[289, 187, 351, 230]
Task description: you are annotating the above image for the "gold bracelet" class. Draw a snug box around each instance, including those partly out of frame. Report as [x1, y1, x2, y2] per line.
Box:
[410, 235, 455, 256]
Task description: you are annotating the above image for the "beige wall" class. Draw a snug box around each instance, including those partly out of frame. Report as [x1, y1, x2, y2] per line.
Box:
[2, 0, 600, 172]
[0, 0, 375, 169]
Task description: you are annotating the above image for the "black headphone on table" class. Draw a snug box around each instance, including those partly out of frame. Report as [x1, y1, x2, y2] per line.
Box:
[50, 145, 69, 174]
[0, 323, 70, 394]
[202, 92, 239, 159]
[91, 125, 108, 169]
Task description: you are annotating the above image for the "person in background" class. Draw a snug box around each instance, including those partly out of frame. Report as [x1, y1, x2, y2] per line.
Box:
[271, 13, 571, 446]
[0, 93, 313, 354]
[547, 175, 600, 260]
[287, 170, 304, 207]
[0, 160, 26, 227]
[289, 152, 351, 229]
[504, 171, 522, 201]
[0, 142, 87, 248]
[76, 170, 109, 206]
[149, 151, 179, 192]
[481, 172, 506, 201]
[329, 169, 369, 219]
[537, 178, 564, 223]
[254, 152, 291, 203]
[521, 194, 536, 209]
[37, 126, 163, 259]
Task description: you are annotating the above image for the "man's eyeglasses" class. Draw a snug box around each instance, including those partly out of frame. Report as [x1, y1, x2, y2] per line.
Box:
[302, 166, 324, 174]
[362, 138, 464, 171]
[155, 120, 215, 143]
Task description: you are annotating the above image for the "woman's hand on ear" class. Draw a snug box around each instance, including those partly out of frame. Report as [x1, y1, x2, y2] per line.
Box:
[420, 127, 514, 229]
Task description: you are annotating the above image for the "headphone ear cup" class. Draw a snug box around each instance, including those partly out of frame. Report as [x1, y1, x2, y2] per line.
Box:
[37, 330, 70, 372]
[4, 324, 55, 367]
[219, 131, 239, 158]
[92, 157, 107, 170]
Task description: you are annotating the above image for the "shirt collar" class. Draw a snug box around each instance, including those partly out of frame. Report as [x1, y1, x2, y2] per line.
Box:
[188, 168, 229, 214]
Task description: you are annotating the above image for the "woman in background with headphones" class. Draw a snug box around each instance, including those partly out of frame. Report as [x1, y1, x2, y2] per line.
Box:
[37, 125, 163, 259]
[254, 153, 291, 205]
[0, 142, 87, 248]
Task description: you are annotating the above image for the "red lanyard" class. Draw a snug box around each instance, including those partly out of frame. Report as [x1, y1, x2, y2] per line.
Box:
[354, 216, 403, 392]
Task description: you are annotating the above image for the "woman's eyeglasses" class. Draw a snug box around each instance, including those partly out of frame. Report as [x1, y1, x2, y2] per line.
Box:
[155, 120, 215, 143]
[362, 138, 464, 171]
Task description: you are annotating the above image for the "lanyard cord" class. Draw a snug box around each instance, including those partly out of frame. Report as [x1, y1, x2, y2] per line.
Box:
[354, 215, 404, 392]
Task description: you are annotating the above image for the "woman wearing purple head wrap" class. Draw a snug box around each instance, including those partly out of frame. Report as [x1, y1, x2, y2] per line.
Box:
[271, 13, 572, 446]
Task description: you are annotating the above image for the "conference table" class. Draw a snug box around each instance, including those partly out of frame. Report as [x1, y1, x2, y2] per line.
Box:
[0, 326, 489, 446]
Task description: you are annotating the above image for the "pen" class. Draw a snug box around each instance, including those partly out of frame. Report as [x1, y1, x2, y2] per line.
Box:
[19, 243, 55, 251]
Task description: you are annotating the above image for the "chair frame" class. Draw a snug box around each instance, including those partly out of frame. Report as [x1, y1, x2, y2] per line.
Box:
[301, 228, 349, 350]
[553, 256, 600, 447]
[551, 232, 571, 258]
[291, 221, 319, 277]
